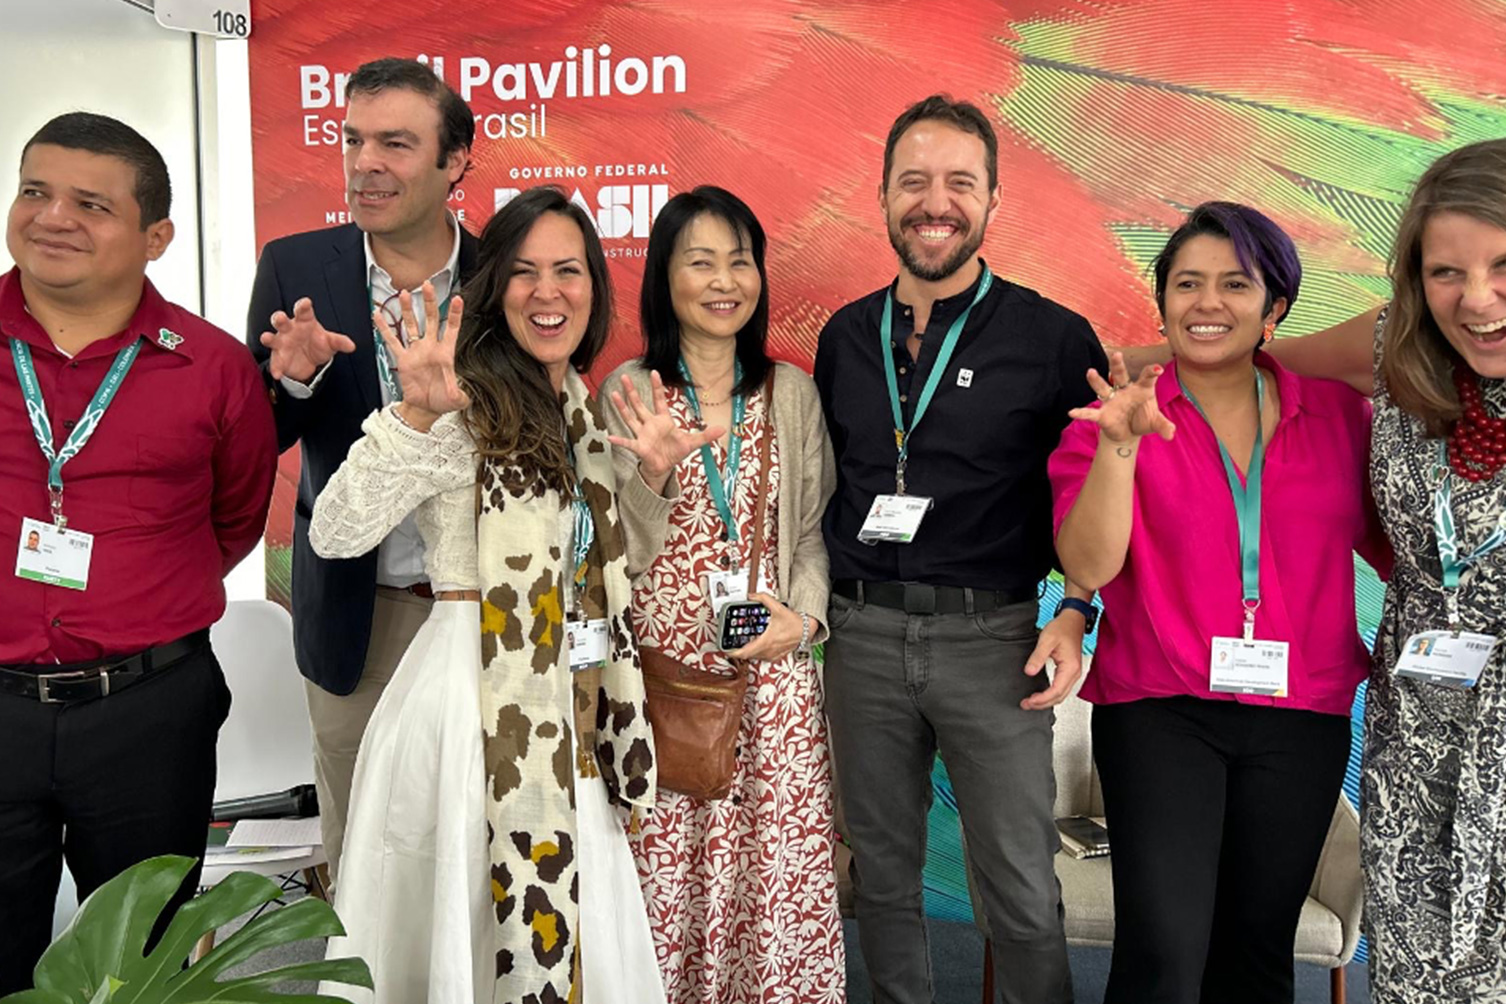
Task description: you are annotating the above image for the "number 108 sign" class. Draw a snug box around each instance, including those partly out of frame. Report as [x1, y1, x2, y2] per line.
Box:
[154, 0, 251, 39]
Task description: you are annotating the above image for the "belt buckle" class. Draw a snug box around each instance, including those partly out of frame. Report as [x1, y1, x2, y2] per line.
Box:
[37, 668, 104, 704]
[902, 583, 936, 615]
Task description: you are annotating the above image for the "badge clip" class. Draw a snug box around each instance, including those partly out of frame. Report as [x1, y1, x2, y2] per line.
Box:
[48, 488, 66, 529]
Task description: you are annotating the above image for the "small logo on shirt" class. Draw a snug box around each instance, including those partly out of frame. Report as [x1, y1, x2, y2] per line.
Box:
[157, 328, 184, 351]
[957, 368, 974, 388]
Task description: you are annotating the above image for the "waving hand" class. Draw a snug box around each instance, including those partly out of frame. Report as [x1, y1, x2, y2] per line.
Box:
[1068, 351, 1176, 444]
[374, 281, 469, 419]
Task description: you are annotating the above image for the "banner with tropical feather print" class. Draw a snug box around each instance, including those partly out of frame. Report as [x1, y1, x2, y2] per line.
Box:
[249, 0, 1495, 931]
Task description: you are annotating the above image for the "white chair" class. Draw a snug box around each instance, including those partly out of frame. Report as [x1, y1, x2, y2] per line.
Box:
[51, 867, 78, 938]
[200, 599, 325, 893]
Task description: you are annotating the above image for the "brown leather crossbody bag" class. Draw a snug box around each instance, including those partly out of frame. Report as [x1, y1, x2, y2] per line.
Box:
[639, 368, 775, 801]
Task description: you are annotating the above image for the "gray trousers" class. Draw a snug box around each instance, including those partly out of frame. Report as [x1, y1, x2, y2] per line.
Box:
[825, 590, 1071, 1004]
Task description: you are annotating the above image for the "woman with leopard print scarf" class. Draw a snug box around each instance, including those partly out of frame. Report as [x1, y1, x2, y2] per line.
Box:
[310, 187, 716, 1004]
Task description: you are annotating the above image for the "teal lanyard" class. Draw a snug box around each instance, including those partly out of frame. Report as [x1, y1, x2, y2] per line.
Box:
[677, 357, 746, 557]
[880, 266, 993, 494]
[1432, 441, 1506, 630]
[567, 438, 596, 607]
[570, 489, 594, 594]
[369, 281, 450, 403]
[1181, 369, 1266, 641]
[11, 336, 142, 528]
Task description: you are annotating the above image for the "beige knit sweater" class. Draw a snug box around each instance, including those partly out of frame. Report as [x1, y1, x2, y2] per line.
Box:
[602, 358, 837, 641]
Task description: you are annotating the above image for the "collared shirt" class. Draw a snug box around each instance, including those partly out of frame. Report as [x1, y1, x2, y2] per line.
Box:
[814, 259, 1108, 591]
[0, 268, 277, 663]
[281, 213, 463, 587]
[1049, 355, 1392, 715]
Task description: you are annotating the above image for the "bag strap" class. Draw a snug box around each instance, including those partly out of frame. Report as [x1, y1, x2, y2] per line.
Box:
[744, 366, 776, 595]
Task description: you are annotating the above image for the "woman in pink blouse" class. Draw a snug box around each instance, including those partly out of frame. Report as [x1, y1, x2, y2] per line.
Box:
[1049, 202, 1390, 1004]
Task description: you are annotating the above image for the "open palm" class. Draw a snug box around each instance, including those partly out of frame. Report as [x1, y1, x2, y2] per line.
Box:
[374, 282, 469, 416]
[607, 370, 725, 478]
[1068, 351, 1176, 444]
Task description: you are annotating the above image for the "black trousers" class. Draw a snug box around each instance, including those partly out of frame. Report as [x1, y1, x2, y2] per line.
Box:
[0, 643, 230, 994]
[1092, 696, 1350, 1004]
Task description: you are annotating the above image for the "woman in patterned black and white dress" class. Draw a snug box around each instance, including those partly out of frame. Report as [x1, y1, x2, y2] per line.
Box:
[1225, 139, 1506, 1001]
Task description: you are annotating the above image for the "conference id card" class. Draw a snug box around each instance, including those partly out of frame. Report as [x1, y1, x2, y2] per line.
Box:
[1393, 630, 1496, 688]
[706, 568, 773, 615]
[15, 517, 92, 591]
[858, 494, 932, 545]
[567, 617, 609, 672]
[1209, 636, 1290, 697]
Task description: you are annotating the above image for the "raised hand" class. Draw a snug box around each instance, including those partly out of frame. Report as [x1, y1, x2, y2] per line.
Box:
[1068, 351, 1176, 444]
[375, 281, 469, 424]
[607, 371, 725, 480]
[259, 297, 358, 382]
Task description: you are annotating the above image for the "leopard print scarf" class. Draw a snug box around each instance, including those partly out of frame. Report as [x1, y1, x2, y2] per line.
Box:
[475, 368, 656, 1004]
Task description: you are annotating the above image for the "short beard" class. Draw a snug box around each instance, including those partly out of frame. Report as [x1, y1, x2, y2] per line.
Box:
[888, 220, 985, 283]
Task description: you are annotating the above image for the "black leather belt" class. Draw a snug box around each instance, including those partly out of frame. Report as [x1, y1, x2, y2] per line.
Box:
[0, 629, 210, 704]
[832, 579, 1036, 615]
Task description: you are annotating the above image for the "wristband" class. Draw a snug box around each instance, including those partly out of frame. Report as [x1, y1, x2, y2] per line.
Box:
[1054, 596, 1099, 634]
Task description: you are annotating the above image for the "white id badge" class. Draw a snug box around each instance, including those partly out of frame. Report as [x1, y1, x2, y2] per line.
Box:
[857, 494, 933, 545]
[1394, 631, 1496, 688]
[567, 618, 610, 672]
[707, 568, 773, 615]
[1209, 636, 1290, 697]
[15, 517, 92, 591]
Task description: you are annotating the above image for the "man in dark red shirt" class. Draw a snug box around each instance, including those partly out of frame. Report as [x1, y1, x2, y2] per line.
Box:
[0, 112, 276, 991]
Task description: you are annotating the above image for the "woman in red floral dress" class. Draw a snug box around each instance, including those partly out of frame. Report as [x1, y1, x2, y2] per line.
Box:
[604, 186, 842, 1004]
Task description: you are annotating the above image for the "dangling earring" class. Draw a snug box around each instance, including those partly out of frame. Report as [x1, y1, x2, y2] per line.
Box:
[1157, 323, 1166, 337]
[1262, 321, 1275, 343]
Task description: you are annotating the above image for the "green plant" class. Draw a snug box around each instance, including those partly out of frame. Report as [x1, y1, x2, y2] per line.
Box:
[1, 856, 372, 1004]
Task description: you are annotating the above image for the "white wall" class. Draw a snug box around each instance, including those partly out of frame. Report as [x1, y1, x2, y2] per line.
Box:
[3, 0, 201, 305]
[201, 36, 265, 602]
[5, 1, 265, 601]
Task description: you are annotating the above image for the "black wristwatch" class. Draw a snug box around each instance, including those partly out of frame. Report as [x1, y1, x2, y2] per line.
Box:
[1054, 597, 1099, 633]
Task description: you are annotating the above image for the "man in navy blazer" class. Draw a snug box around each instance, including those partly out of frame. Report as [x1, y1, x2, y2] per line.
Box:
[247, 58, 478, 878]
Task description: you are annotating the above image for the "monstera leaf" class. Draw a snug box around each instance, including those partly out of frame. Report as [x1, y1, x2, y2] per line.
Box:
[0, 856, 371, 1004]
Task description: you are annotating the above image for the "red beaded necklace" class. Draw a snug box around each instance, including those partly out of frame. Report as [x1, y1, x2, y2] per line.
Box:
[1449, 368, 1506, 481]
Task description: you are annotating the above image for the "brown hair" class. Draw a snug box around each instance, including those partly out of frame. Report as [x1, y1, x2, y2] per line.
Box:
[346, 57, 475, 188]
[883, 94, 998, 192]
[1381, 139, 1506, 436]
[453, 186, 613, 497]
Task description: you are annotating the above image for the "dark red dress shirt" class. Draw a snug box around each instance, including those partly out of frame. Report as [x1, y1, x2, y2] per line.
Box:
[0, 269, 277, 664]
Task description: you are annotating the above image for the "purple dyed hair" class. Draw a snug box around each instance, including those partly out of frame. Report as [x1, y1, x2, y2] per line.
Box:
[1152, 201, 1302, 324]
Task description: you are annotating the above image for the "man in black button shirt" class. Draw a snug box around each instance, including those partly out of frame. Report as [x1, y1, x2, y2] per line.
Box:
[814, 95, 1107, 1004]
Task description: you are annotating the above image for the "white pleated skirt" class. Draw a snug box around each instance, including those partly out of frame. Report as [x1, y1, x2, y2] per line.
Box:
[321, 600, 664, 1004]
